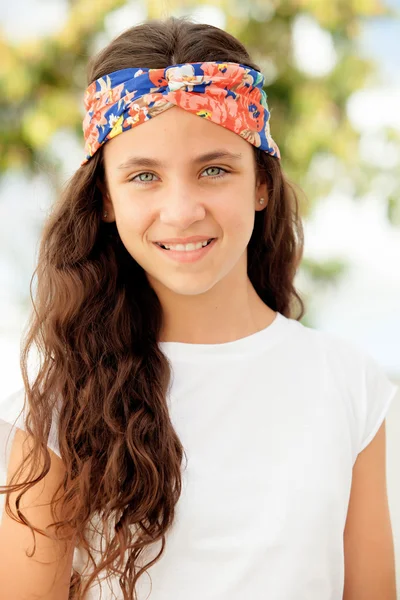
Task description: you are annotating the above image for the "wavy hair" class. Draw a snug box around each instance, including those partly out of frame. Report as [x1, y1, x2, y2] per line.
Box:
[0, 15, 305, 600]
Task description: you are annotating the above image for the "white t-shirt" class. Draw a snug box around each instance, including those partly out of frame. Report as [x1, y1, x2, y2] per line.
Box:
[0, 311, 398, 600]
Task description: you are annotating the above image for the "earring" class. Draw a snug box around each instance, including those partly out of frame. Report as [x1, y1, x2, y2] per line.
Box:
[103, 211, 108, 218]
[259, 198, 265, 205]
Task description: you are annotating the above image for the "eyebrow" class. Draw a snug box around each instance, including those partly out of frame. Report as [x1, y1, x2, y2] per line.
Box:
[117, 150, 243, 170]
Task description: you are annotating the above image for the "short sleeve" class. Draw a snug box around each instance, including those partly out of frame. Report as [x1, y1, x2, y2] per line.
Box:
[358, 352, 399, 454]
[0, 387, 61, 459]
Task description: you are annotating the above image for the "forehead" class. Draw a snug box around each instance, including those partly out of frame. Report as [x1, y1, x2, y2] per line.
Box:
[103, 105, 253, 169]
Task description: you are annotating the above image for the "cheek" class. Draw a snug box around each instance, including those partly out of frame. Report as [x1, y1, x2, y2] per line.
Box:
[113, 210, 155, 265]
[218, 201, 256, 241]
[113, 195, 153, 240]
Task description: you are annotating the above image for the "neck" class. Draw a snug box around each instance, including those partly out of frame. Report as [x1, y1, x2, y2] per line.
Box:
[150, 266, 276, 345]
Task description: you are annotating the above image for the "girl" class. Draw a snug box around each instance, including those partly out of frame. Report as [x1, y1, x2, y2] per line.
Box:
[0, 15, 398, 600]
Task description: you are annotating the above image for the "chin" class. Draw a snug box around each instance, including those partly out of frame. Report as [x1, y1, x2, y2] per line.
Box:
[149, 273, 220, 297]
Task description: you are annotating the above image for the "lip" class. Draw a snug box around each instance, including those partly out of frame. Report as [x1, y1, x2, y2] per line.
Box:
[154, 235, 216, 244]
[152, 238, 218, 263]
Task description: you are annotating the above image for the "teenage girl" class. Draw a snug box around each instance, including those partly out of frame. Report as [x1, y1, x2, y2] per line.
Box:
[0, 15, 397, 600]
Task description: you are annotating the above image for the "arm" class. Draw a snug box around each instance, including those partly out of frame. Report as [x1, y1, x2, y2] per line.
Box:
[343, 420, 397, 600]
[0, 428, 76, 600]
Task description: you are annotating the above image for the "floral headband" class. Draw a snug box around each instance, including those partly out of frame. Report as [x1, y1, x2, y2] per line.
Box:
[81, 61, 281, 166]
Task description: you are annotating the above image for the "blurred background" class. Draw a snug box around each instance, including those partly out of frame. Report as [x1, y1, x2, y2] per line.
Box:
[0, 0, 399, 592]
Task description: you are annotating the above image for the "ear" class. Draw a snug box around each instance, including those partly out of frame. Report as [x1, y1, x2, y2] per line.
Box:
[96, 178, 115, 221]
[255, 178, 268, 212]
[253, 154, 268, 211]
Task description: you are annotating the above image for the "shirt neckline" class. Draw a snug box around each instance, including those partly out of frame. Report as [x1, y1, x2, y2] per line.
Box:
[157, 311, 290, 361]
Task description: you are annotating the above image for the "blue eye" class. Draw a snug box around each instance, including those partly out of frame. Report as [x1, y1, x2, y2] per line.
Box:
[128, 166, 229, 185]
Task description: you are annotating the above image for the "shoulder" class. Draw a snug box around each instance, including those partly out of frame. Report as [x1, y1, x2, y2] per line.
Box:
[0, 388, 61, 460]
[282, 316, 369, 378]
[288, 318, 393, 389]
[0, 388, 26, 427]
[285, 319, 398, 458]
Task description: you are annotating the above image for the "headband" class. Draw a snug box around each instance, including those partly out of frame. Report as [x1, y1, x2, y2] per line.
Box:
[81, 61, 281, 165]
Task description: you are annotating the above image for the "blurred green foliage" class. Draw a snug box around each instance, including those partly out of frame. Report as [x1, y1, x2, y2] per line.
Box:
[0, 0, 399, 302]
[0, 0, 126, 171]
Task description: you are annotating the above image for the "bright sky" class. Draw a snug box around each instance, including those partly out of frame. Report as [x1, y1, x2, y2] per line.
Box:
[0, 1, 399, 399]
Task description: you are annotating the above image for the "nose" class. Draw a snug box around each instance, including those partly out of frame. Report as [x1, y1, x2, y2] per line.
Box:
[158, 183, 206, 229]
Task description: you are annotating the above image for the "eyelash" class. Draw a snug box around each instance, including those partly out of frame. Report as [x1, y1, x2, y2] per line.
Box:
[128, 166, 230, 185]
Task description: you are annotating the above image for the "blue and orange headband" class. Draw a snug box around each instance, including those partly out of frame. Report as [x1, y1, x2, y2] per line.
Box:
[81, 61, 281, 165]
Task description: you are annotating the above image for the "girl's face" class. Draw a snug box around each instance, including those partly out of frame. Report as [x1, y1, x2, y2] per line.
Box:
[102, 106, 266, 298]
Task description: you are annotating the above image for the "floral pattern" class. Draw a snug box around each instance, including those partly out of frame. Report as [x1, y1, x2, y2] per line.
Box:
[81, 61, 281, 165]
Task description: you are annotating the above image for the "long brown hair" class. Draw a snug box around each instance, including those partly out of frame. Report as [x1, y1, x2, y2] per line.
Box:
[0, 15, 305, 599]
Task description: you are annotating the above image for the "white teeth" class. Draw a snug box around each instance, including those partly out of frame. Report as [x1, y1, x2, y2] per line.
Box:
[158, 239, 212, 251]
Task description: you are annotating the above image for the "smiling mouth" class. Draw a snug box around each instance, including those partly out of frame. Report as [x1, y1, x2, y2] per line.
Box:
[155, 238, 215, 250]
